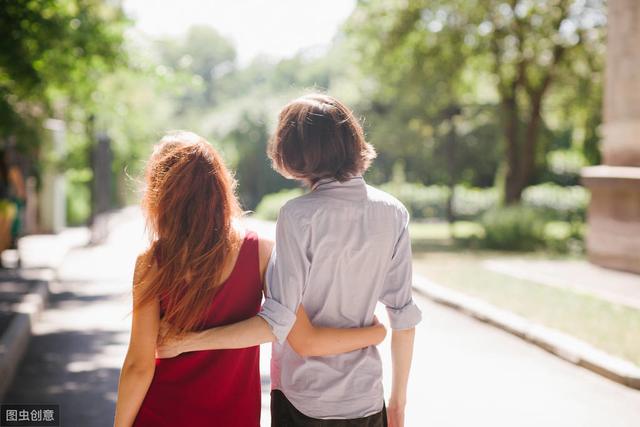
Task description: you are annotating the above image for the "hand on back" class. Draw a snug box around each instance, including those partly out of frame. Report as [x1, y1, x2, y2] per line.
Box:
[156, 322, 191, 358]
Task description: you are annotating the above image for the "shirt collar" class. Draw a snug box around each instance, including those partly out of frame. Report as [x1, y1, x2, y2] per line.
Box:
[312, 176, 364, 191]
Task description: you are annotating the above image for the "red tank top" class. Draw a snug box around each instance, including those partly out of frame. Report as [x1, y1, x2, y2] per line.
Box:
[134, 231, 262, 427]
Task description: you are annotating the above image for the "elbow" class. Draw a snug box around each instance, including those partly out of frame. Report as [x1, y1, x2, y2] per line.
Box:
[288, 337, 316, 357]
[374, 323, 388, 345]
[121, 358, 155, 378]
[296, 346, 316, 358]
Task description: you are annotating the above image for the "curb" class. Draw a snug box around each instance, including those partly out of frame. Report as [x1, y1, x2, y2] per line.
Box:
[0, 313, 32, 400]
[413, 274, 640, 390]
[0, 277, 51, 401]
[0, 227, 89, 401]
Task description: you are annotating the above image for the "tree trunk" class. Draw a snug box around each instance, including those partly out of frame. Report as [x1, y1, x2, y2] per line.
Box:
[502, 95, 522, 204]
[519, 98, 544, 197]
[445, 118, 457, 224]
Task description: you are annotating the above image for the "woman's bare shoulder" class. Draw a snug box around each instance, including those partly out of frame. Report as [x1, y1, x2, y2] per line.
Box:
[257, 234, 274, 278]
[258, 234, 274, 252]
[135, 246, 156, 268]
[133, 246, 158, 287]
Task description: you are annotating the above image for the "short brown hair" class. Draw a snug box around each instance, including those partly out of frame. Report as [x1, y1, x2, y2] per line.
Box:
[268, 93, 376, 185]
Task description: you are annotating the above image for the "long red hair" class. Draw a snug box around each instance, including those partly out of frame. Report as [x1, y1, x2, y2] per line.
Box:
[136, 131, 242, 339]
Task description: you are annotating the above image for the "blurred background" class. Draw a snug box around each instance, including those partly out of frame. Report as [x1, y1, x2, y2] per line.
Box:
[0, 0, 639, 426]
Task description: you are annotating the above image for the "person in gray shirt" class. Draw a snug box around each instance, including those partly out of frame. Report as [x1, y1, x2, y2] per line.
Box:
[157, 94, 421, 427]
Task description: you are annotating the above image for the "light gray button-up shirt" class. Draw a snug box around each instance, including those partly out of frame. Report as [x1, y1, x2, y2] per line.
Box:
[258, 176, 422, 419]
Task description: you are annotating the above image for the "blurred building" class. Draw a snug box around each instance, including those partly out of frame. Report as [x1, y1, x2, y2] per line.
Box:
[582, 0, 640, 274]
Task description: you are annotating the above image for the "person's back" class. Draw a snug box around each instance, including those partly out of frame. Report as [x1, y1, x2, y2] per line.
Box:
[114, 132, 264, 427]
[259, 93, 422, 425]
[134, 231, 263, 426]
[269, 179, 419, 418]
[115, 129, 390, 427]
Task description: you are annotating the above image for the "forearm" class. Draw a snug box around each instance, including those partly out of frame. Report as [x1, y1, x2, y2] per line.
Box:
[114, 365, 155, 427]
[300, 325, 385, 357]
[390, 328, 416, 404]
[182, 316, 276, 352]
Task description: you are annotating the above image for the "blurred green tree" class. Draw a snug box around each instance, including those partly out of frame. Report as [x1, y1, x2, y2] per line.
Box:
[155, 25, 236, 113]
[0, 0, 127, 184]
[221, 111, 294, 209]
[346, 0, 605, 202]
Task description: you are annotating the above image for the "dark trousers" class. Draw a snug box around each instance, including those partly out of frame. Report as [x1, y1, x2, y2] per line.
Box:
[271, 390, 387, 427]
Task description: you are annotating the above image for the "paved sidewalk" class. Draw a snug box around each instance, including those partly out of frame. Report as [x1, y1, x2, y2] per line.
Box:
[412, 274, 640, 390]
[0, 270, 49, 399]
[3, 208, 273, 426]
[400, 295, 640, 427]
[4, 210, 640, 426]
[483, 258, 640, 310]
[0, 224, 92, 400]
[17, 228, 90, 271]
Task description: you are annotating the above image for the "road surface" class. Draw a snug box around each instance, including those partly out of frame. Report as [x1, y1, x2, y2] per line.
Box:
[5, 208, 640, 426]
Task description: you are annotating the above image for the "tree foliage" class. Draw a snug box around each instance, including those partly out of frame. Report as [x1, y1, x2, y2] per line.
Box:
[2, 1, 607, 222]
[346, 0, 605, 201]
[155, 25, 236, 112]
[0, 0, 127, 150]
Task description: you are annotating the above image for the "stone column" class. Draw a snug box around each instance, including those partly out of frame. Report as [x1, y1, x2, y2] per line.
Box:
[581, 0, 640, 274]
[39, 119, 66, 233]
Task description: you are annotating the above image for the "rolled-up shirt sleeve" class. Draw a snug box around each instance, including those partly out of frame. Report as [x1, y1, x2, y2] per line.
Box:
[257, 206, 310, 343]
[380, 208, 422, 330]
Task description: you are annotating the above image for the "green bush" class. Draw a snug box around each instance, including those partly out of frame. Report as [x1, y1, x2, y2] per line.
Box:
[379, 182, 449, 219]
[546, 149, 587, 186]
[480, 205, 546, 251]
[381, 181, 588, 222]
[380, 182, 498, 220]
[253, 188, 304, 220]
[543, 220, 586, 254]
[452, 186, 499, 220]
[522, 183, 590, 221]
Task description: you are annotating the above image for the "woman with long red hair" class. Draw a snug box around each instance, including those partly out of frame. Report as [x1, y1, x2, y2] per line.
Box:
[113, 131, 385, 427]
